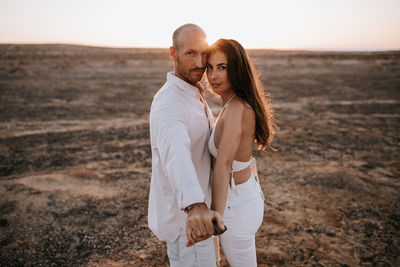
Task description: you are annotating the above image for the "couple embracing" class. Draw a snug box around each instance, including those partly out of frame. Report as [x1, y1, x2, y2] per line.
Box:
[148, 23, 275, 267]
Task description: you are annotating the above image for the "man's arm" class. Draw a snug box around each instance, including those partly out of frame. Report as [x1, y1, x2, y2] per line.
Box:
[153, 103, 205, 209]
[152, 95, 224, 245]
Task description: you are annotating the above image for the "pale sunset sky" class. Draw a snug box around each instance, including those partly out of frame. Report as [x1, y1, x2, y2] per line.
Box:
[1, 0, 399, 51]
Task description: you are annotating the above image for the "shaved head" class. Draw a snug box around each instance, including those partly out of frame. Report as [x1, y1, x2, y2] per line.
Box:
[172, 23, 206, 51]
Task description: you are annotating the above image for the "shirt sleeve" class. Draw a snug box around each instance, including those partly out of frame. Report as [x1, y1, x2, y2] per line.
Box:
[151, 97, 205, 210]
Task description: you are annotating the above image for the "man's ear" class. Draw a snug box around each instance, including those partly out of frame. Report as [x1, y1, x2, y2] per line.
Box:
[169, 46, 176, 62]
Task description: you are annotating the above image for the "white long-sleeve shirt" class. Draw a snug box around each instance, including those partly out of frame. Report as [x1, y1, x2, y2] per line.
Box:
[148, 72, 214, 242]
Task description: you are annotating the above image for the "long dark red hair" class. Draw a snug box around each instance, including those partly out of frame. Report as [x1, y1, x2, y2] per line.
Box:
[208, 39, 275, 150]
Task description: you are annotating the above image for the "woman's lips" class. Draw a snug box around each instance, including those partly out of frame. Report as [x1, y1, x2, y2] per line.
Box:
[211, 83, 221, 89]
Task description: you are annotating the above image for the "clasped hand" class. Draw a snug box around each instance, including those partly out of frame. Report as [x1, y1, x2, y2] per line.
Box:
[185, 204, 225, 247]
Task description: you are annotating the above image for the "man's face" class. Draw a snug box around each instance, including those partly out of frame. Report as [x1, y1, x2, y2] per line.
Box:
[172, 32, 208, 86]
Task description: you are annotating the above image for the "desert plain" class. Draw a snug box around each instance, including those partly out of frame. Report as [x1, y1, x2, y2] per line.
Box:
[0, 44, 399, 266]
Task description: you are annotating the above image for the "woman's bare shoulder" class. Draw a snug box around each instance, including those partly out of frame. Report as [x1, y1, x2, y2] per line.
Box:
[233, 98, 254, 116]
[224, 97, 245, 116]
[223, 98, 254, 125]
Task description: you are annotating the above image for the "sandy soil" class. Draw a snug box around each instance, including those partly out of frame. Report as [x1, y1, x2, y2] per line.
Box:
[0, 44, 399, 266]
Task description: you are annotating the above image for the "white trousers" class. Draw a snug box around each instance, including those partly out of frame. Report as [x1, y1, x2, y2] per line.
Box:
[167, 234, 216, 267]
[220, 175, 264, 267]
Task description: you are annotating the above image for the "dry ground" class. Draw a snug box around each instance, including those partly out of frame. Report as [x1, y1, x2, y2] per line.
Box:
[0, 44, 399, 266]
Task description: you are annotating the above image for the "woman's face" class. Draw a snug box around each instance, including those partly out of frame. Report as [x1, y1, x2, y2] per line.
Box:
[206, 50, 232, 96]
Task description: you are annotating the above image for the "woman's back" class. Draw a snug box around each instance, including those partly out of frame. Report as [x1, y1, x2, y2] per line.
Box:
[213, 97, 255, 183]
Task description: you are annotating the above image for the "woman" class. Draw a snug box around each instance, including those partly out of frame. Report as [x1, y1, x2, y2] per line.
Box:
[206, 39, 275, 266]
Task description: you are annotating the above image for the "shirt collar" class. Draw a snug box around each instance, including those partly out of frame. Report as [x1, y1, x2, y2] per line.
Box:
[167, 72, 202, 98]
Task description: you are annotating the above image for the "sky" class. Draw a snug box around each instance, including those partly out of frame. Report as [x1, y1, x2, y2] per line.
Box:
[1, 0, 400, 51]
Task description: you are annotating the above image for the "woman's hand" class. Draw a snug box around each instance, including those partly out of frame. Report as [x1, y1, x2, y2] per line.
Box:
[185, 205, 224, 247]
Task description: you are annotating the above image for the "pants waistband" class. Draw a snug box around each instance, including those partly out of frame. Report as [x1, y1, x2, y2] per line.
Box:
[228, 175, 258, 194]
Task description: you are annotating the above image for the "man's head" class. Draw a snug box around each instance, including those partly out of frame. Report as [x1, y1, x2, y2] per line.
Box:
[170, 24, 208, 86]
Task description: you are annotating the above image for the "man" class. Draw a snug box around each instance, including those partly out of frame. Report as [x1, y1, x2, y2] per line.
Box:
[148, 24, 224, 266]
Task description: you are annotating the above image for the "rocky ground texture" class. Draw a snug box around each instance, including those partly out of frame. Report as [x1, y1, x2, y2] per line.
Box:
[1, 44, 399, 266]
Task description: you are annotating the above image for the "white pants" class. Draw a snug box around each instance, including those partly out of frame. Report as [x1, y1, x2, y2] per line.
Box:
[220, 175, 264, 267]
[167, 234, 216, 267]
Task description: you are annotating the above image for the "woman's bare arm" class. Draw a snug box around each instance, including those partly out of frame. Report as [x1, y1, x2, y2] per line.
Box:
[211, 101, 244, 216]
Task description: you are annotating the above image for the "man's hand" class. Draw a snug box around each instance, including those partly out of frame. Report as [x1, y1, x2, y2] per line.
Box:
[185, 203, 224, 247]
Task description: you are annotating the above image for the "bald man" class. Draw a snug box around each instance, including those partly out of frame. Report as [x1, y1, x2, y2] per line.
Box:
[148, 24, 224, 266]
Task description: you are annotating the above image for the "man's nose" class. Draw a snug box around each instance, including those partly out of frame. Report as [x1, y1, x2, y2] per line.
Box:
[194, 54, 205, 68]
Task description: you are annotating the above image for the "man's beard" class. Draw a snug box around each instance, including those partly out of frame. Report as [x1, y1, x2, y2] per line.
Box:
[176, 56, 204, 85]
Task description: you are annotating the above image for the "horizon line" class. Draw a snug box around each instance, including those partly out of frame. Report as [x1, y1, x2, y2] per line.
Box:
[1, 42, 400, 53]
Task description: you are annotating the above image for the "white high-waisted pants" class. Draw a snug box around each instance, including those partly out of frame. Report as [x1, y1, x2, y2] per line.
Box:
[167, 234, 216, 267]
[220, 175, 264, 267]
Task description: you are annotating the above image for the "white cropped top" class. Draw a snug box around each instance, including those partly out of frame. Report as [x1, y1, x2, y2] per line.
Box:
[208, 123, 254, 172]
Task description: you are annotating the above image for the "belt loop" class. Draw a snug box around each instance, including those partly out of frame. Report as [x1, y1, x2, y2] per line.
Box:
[230, 172, 236, 191]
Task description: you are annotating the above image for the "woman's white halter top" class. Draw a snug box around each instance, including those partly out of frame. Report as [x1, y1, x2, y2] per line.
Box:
[208, 95, 254, 172]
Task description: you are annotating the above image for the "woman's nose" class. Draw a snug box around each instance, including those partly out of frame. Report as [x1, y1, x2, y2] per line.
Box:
[209, 68, 217, 79]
